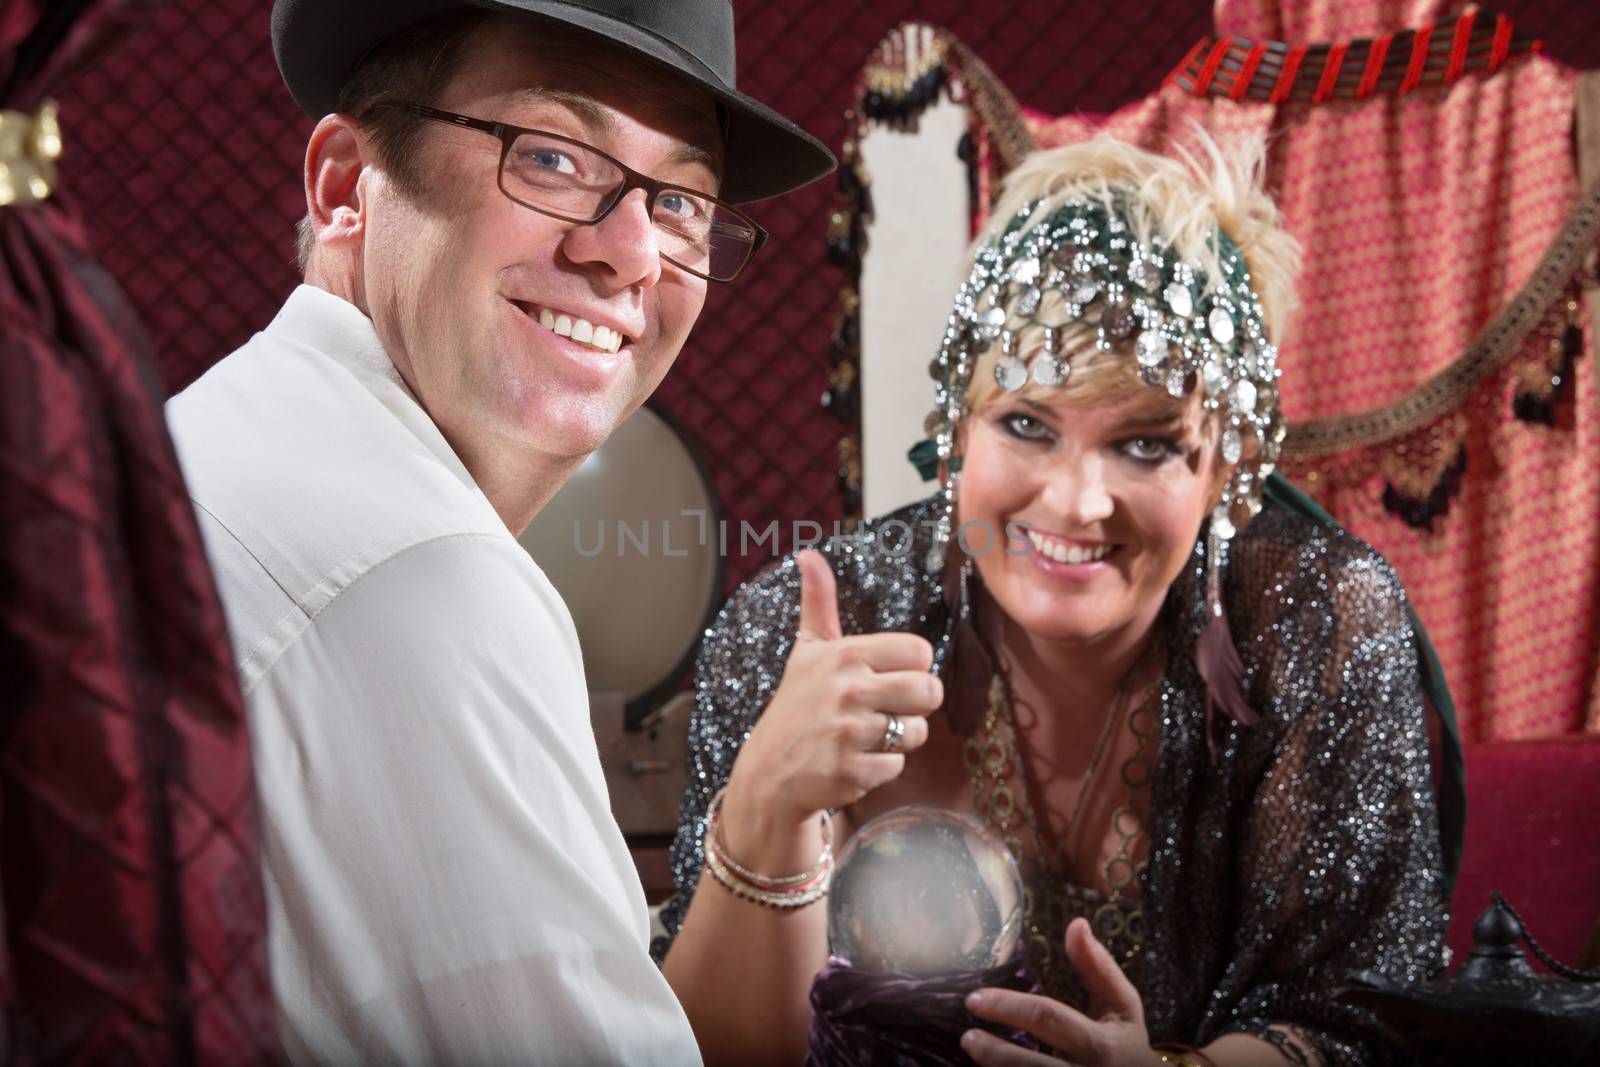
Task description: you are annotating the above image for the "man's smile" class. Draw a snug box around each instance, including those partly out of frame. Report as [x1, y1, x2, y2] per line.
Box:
[507, 298, 635, 353]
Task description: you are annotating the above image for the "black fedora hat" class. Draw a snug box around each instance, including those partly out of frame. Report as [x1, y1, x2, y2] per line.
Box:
[272, 0, 835, 204]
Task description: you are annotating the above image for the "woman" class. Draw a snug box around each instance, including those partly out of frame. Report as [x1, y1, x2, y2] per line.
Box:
[657, 132, 1451, 1067]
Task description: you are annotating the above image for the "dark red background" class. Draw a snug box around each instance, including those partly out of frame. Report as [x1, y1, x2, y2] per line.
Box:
[49, 0, 1220, 593]
[51, 1, 1600, 591]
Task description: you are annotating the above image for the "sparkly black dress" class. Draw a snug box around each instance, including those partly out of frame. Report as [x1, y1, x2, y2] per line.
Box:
[655, 493, 1452, 1066]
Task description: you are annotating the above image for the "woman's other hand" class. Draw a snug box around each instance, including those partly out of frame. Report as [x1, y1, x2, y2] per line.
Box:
[961, 918, 1161, 1067]
[718, 549, 943, 873]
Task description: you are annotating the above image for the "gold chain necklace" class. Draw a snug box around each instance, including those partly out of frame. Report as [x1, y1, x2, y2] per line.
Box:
[963, 638, 1165, 999]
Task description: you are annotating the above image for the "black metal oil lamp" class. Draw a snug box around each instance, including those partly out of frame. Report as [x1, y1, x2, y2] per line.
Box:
[1338, 893, 1600, 1065]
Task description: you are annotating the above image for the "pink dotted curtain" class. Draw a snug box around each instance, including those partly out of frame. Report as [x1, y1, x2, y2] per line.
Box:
[1019, 1, 1600, 741]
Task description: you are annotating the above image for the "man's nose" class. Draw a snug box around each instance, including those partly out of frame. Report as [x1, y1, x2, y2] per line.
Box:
[564, 187, 662, 289]
[1041, 452, 1115, 526]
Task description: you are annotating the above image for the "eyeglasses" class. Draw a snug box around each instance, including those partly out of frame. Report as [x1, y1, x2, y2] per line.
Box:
[380, 102, 767, 283]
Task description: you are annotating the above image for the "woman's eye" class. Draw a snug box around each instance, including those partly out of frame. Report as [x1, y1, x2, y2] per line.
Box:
[1000, 413, 1051, 441]
[1121, 436, 1180, 463]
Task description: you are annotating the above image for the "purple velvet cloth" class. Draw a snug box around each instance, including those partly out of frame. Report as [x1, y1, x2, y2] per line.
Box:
[805, 954, 1044, 1066]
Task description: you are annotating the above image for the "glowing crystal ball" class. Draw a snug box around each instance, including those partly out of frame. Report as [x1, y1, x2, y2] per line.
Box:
[828, 806, 1024, 976]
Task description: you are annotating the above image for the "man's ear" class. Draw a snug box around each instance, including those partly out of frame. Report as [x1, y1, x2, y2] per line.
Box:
[304, 114, 369, 253]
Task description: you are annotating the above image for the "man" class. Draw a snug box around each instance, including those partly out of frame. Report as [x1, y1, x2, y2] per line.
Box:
[163, 1, 832, 1062]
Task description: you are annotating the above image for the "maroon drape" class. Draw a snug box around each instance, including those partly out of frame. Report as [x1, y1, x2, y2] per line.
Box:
[1, 0, 275, 1061]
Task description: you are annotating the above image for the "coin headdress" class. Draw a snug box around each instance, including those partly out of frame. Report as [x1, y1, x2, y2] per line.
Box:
[911, 189, 1283, 734]
[914, 193, 1285, 574]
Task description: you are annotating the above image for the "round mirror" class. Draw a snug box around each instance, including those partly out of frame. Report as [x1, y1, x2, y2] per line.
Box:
[517, 404, 723, 726]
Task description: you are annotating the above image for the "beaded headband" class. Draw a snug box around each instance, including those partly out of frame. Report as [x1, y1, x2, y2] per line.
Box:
[918, 194, 1285, 572]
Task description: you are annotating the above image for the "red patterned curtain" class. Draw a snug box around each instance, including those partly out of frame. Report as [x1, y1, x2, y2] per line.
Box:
[1014, 2, 1600, 742]
[0, 0, 274, 1061]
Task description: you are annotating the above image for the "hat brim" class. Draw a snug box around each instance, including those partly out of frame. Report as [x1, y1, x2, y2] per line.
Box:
[273, 0, 835, 203]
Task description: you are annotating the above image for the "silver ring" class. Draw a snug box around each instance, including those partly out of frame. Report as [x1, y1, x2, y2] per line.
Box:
[878, 713, 905, 754]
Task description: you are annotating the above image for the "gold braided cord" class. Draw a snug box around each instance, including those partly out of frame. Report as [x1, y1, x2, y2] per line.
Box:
[936, 32, 1037, 173]
[1281, 179, 1600, 457]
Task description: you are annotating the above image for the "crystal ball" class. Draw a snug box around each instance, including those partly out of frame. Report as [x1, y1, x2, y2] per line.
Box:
[828, 806, 1023, 976]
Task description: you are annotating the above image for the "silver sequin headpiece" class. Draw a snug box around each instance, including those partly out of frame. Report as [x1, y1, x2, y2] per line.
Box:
[918, 194, 1285, 571]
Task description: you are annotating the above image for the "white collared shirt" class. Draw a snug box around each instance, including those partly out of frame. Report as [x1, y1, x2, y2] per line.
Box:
[166, 285, 702, 1067]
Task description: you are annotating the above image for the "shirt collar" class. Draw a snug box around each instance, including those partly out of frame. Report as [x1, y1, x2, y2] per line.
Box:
[264, 284, 484, 498]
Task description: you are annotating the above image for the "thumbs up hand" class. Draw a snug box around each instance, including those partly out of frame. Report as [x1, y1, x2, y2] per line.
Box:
[717, 550, 943, 873]
[795, 544, 846, 643]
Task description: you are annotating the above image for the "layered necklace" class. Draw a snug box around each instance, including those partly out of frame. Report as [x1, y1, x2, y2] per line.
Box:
[962, 636, 1166, 1002]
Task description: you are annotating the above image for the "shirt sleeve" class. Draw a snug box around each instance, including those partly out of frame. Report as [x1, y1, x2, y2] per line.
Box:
[247, 533, 701, 1066]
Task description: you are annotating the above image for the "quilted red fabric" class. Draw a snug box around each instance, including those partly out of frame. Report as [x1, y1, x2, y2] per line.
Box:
[0, 0, 275, 1061]
[1448, 736, 1600, 970]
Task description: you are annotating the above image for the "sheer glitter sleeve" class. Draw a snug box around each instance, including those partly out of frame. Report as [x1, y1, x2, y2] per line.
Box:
[652, 501, 947, 964]
[1184, 510, 1448, 1065]
[651, 555, 803, 962]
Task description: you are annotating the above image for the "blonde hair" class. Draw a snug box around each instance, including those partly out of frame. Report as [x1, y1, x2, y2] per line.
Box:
[963, 129, 1299, 423]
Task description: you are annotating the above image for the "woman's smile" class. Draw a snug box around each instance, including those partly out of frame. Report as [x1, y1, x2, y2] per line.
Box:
[1015, 524, 1122, 579]
[958, 378, 1221, 650]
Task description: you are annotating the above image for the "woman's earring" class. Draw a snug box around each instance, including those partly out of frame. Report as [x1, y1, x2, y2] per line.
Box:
[1196, 510, 1259, 762]
[926, 508, 952, 576]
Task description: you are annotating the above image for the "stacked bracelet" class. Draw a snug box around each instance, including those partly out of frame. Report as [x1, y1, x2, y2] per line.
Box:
[702, 786, 833, 909]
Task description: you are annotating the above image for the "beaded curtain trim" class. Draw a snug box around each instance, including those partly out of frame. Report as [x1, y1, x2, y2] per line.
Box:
[825, 24, 1031, 518]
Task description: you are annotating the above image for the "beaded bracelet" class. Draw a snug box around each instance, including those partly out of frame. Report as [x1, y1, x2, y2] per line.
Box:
[703, 786, 833, 908]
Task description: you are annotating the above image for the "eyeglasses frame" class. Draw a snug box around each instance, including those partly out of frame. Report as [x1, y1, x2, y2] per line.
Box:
[376, 102, 768, 283]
